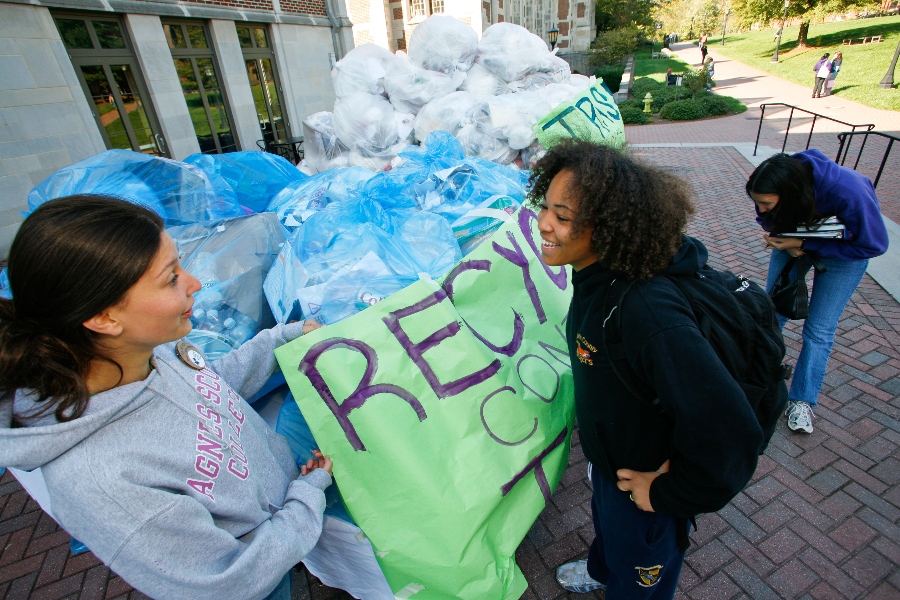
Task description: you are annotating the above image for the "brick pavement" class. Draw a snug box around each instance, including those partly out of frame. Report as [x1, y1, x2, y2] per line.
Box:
[2, 55, 899, 600]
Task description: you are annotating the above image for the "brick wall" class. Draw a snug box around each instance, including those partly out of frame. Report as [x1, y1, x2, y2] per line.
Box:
[178, 0, 326, 15]
[280, 0, 327, 14]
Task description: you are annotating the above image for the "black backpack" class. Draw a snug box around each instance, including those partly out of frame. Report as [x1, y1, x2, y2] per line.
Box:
[602, 267, 790, 454]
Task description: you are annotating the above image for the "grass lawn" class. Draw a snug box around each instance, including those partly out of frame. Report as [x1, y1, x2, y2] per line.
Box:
[634, 52, 695, 83]
[707, 15, 900, 111]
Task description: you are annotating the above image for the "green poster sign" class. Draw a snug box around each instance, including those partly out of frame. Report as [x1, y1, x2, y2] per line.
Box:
[275, 208, 575, 599]
[534, 81, 626, 150]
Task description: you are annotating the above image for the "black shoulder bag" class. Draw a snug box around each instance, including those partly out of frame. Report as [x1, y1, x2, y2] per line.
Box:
[769, 254, 826, 320]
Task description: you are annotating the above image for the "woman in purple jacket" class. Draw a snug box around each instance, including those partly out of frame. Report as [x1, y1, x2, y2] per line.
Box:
[746, 150, 888, 434]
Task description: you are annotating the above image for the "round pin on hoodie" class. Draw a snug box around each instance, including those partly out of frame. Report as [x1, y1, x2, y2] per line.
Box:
[175, 341, 205, 370]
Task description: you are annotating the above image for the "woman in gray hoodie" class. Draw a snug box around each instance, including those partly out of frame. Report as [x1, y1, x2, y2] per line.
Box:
[0, 195, 331, 600]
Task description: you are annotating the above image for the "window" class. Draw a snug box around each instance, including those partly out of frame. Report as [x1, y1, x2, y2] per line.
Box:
[410, 0, 426, 18]
[236, 25, 291, 145]
[164, 20, 237, 154]
[429, 0, 444, 13]
[53, 13, 166, 156]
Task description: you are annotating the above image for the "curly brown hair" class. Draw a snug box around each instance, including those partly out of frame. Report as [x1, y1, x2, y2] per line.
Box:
[527, 141, 695, 280]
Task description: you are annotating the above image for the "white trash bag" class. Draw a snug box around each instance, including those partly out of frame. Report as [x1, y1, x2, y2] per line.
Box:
[476, 22, 557, 83]
[302, 111, 350, 173]
[408, 15, 479, 74]
[333, 93, 400, 156]
[414, 90, 482, 141]
[458, 63, 509, 97]
[384, 54, 466, 114]
[331, 44, 397, 98]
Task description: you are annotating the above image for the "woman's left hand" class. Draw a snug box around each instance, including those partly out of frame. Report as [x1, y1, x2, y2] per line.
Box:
[616, 459, 670, 512]
[764, 234, 803, 253]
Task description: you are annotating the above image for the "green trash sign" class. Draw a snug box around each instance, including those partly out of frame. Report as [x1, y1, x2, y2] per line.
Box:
[535, 82, 625, 150]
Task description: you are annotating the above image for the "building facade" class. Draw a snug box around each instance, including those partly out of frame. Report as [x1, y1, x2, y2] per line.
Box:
[342, 0, 594, 62]
[0, 0, 353, 256]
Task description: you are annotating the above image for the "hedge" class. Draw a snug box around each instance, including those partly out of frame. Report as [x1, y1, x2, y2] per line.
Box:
[630, 77, 663, 101]
[595, 65, 625, 94]
[659, 99, 706, 121]
[698, 95, 730, 116]
[619, 105, 651, 124]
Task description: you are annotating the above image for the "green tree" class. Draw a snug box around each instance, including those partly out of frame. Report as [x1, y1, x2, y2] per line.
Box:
[729, 0, 878, 47]
[596, 0, 657, 33]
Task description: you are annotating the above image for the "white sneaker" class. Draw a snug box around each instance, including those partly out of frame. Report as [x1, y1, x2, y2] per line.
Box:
[786, 400, 814, 434]
[556, 559, 605, 593]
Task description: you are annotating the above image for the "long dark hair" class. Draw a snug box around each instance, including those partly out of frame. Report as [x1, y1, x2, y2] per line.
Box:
[0, 195, 164, 422]
[745, 153, 822, 233]
[527, 141, 695, 281]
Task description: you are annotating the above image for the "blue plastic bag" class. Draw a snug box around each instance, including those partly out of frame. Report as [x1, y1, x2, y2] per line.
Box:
[28, 150, 243, 225]
[264, 196, 461, 325]
[184, 151, 307, 214]
[359, 131, 527, 223]
[358, 130, 465, 212]
[167, 213, 285, 359]
[0, 269, 10, 300]
[266, 166, 375, 233]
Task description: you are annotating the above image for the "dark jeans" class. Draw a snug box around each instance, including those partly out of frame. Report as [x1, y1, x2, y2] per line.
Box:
[585, 467, 685, 599]
[813, 77, 827, 96]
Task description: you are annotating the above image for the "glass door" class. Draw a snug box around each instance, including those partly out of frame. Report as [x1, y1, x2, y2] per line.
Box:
[54, 14, 167, 156]
[236, 25, 291, 145]
[164, 21, 237, 154]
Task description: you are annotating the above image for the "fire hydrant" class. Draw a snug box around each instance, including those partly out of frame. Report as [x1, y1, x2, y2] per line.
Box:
[643, 92, 653, 114]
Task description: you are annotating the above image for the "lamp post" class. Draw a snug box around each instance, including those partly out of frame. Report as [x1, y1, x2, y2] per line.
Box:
[879, 37, 900, 89]
[721, 8, 730, 45]
[548, 26, 559, 50]
[772, 0, 790, 62]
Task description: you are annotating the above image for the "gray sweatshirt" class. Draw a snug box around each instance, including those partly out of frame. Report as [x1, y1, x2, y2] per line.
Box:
[0, 322, 332, 600]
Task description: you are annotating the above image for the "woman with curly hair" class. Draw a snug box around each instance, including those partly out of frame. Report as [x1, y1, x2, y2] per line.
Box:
[535, 141, 764, 599]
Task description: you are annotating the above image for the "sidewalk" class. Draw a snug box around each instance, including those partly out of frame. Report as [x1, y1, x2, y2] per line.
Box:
[1, 52, 899, 599]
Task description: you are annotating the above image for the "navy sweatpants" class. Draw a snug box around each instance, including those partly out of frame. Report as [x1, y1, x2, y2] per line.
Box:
[585, 467, 685, 599]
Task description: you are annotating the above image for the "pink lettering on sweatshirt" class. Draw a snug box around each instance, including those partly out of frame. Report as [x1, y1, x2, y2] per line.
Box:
[187, 478, 215, 501]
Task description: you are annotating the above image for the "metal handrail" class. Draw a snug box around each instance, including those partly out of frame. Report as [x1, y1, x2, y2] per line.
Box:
[835, 130, 899, 189]
[753, 103, 875, 156]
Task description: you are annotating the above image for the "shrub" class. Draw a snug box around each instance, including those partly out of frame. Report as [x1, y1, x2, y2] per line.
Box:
[595, 65, 625, 93]
[630, 76, 662, 100]
[617, 99, 644, 111]
[590, 27, 641, 66]
[619, 105, 650, 124]
[698, 95, 730, 116]
[649, 86, 690, 112]
[659, 99, 706, 121]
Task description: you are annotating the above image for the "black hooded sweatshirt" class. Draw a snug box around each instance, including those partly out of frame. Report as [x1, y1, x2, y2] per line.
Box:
[566, 235, 763, 519]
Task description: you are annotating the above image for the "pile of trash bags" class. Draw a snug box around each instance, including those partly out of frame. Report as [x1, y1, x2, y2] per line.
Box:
[304, 17, 597, 172]
[264, 131, 525, 325]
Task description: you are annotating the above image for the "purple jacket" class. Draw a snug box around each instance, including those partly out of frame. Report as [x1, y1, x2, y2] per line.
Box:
[756, 149, 889, 261]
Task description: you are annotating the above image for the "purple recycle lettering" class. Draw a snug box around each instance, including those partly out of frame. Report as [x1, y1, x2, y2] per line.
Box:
[480, 386, 537, 447]
[518, 209, 567, 290]
[299, 338, 426, 451]
[383, 288, 501, 398]
[442, 259, 524, 357]
[538, 325, 571, 369]
[500, 427, 568, 503]
[493, 232, 549, 325]
[516, 354, 560, 403]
